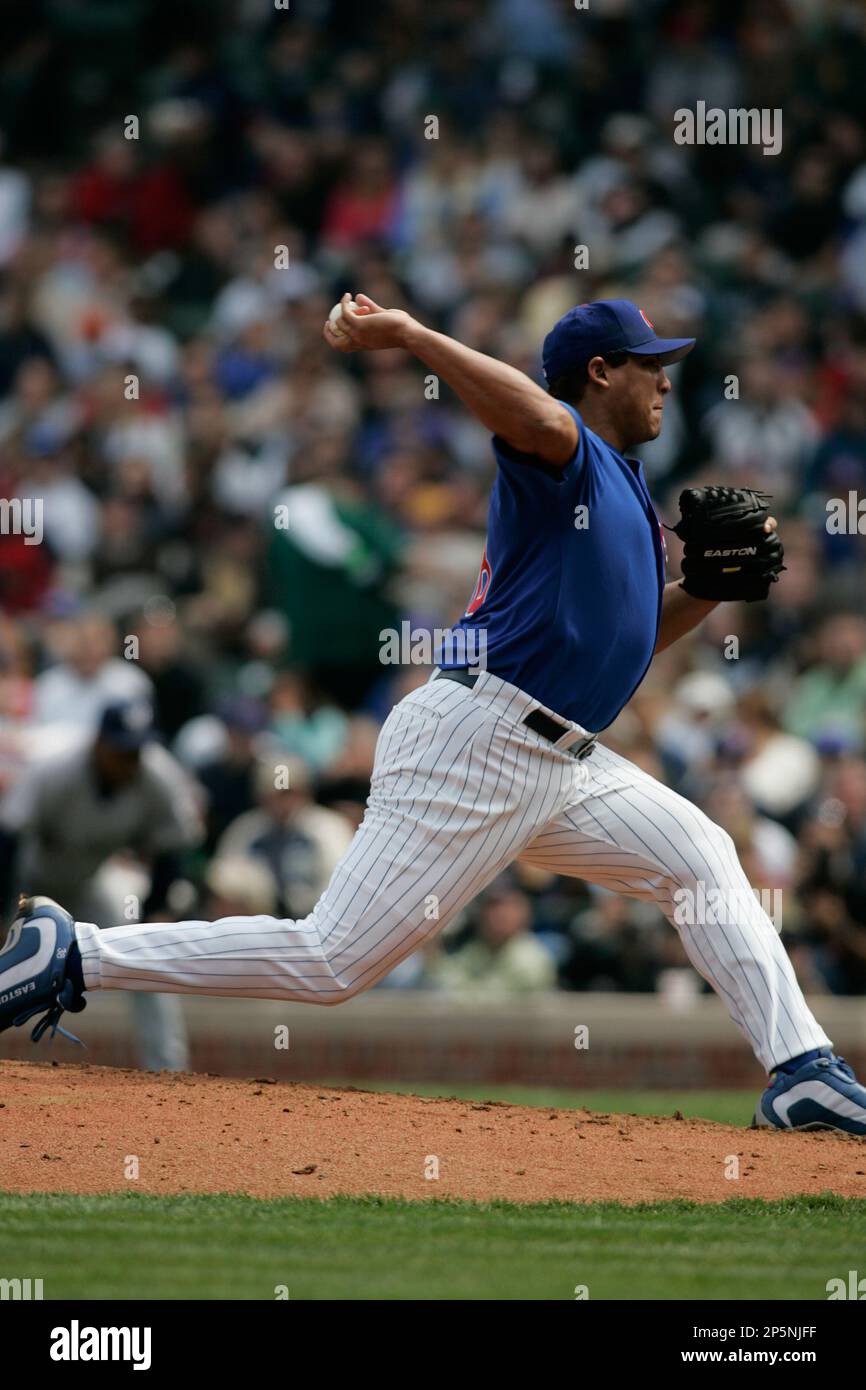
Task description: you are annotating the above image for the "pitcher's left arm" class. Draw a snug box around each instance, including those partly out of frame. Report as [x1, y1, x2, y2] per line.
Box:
[654, 583, 719, 654]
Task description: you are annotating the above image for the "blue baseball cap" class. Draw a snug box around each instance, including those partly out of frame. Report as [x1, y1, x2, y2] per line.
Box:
[97, 699, 155, 751]
[542, 299, 696, 382]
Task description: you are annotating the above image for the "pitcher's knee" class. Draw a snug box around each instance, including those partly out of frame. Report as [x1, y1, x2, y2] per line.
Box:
[682, 812, 736, 883]
[315, 976, 366, 1006]
[647, 808, 732, 902]
[667, 813, 749, 922]
[313, 951, 371, 1006]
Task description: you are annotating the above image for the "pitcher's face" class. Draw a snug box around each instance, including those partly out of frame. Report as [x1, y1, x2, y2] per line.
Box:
[608, 353, 672, 447]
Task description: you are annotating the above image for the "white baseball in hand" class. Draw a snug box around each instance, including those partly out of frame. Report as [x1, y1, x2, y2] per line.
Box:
[328, 299, 359, 338]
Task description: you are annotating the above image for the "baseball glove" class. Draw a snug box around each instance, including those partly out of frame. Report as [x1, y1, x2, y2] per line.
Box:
[671, 486, 785, 603]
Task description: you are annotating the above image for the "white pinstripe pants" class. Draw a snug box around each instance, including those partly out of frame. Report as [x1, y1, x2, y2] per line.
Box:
[75, 672, 830, 1072]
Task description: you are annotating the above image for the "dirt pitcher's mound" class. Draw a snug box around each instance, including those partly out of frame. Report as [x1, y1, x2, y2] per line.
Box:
[1, 1061, 865, 1204]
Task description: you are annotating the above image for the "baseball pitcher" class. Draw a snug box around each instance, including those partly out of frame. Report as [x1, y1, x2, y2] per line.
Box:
[3, 295, 865, 1134]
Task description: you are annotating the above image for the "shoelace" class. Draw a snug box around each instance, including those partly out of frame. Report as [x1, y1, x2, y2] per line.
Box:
[772, 1053, 856, 1084]
[828, 1055, 855, 1081]
[12, 979, 86, 1046]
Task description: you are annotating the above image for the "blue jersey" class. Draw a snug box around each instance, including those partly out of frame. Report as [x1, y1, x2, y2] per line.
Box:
[440, 402, 666, 731]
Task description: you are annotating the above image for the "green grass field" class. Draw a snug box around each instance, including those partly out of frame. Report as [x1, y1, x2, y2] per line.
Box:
[334, 1080, 759, 1126]
[0, 1191, 863, 1300]
[2, 1088, 862, 1300]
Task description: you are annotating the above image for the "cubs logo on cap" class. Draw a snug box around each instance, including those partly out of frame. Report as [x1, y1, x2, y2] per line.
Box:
[542, 299, 695, 381]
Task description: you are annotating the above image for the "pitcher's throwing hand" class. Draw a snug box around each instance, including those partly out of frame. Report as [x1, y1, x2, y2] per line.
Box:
[323, 292, 411, 353]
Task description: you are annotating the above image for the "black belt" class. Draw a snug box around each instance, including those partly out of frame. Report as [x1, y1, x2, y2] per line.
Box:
[434, 669, 597, 761]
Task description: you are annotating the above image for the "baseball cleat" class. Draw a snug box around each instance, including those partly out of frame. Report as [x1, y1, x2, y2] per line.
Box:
[0, 895, 86, 1044]
[754, 1048, 866, 1135]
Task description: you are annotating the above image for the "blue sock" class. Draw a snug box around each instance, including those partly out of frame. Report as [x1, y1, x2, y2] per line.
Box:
[774, 1046, 831, 1076]
[66, 941, 85, 997]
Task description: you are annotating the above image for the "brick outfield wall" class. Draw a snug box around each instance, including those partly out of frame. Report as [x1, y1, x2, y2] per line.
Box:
[187, 1037, 780, 1088]
[0, 1031, 782, 1087]
[3, 992, 863, 1089]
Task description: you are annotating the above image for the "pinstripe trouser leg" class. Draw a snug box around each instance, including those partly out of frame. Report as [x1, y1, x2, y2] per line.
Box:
[75, 673, 831, 1072]
[74, 677, 581, 1004]
[518, 741, 831, 1072]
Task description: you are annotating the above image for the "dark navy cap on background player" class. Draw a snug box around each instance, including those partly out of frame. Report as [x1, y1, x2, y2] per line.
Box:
[542, 299, 695, 381]
[97, 699, 155, 751]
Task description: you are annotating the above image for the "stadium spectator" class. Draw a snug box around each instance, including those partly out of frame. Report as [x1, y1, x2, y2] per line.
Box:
[783, 615, 866, 751]
[197, 696, 270, 852]
[430, 877, 557, 996]
[204, 855, 278, 920]
[214, 751, 352, 917]
[0, 698, 202, 1068]
[32, 613, 152, 731]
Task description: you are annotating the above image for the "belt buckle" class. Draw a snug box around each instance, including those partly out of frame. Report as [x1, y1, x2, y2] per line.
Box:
[572, 736, 596, 762]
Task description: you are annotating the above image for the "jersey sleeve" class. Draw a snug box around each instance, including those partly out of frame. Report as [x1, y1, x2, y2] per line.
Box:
[491, 401, 583, 484]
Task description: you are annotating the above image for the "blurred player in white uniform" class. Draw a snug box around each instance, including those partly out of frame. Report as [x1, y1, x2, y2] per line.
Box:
[0, 699, 201, 1069]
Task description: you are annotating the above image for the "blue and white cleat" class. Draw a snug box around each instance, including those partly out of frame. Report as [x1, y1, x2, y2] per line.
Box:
[0, 895, 85, 1043]
[755, 1048, 866, 1135]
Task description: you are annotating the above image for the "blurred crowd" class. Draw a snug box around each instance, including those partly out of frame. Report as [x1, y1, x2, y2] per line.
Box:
[0, 0, 865, 1028]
